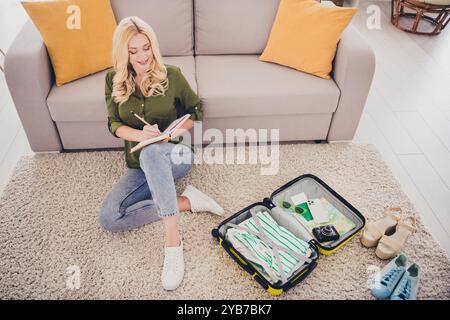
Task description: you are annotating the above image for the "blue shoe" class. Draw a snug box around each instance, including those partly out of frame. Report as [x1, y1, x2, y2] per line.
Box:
[390, 263, 421, 300]
[371, 254, 407, 299]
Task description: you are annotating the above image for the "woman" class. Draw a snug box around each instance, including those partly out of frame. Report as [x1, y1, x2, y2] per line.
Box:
[98, 16, 224, 291]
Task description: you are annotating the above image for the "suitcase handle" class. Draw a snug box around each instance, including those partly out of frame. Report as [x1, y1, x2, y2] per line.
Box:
[263, 197, 275, 209]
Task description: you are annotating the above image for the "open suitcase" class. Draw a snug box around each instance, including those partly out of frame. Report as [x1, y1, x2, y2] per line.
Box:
[211, 174, 366, 296]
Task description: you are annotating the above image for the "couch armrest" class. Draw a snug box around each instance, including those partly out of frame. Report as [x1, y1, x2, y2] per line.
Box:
[4, 20, 62, 152]
[328, 25, 375, 141]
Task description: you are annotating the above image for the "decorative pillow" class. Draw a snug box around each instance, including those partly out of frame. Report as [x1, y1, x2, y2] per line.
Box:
[259, 0, 357, 79]
[22, 0, 117, 86]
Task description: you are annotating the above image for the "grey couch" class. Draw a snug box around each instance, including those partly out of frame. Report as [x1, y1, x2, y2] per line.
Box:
[4, 0, 375, 153]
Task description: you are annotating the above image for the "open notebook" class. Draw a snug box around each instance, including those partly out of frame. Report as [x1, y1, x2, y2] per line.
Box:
[130, 114, 191, 153]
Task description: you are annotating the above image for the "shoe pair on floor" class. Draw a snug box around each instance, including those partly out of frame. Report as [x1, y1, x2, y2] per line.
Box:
[161, 185, 224, 291]
[360, 207, 416, 259]
[371, 254, 421, 300]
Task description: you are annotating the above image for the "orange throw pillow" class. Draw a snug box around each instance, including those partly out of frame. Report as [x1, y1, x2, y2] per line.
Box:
[260, 0, 357, 79]
[22, 0, 117, 86]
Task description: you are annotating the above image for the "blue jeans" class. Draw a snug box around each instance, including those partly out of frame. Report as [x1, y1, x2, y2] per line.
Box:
[99, 142, 194, 232]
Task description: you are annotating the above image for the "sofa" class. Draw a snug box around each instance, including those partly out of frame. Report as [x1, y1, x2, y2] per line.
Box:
[4, 0, 375, 153]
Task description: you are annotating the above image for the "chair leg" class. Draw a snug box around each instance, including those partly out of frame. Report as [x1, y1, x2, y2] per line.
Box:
[412, 9, 423, 33]
[435, 10, 444, 22]
[391, 0, 398, 23]
[435, 11, 450, 33]
[391, 0, 394, 21]
[399, 0, 405, 15]
[443, 12, 450, 28]
[393, 0, 403, 26]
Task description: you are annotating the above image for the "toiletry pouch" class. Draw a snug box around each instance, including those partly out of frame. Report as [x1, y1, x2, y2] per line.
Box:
[211, 174, 366, 296]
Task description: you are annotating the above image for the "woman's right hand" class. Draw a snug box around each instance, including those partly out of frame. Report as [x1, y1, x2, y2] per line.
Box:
[141, 124, 161, 141]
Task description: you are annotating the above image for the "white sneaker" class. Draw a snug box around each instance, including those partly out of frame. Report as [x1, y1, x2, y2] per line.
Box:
[181, 185, 225, 216]
[161, 241, 184, 291]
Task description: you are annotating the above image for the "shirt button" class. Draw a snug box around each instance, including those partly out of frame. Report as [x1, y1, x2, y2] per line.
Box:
[141, 103, 144, 107]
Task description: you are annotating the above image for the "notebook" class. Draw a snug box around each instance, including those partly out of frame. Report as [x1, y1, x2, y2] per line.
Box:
[130, 114, 191, 153]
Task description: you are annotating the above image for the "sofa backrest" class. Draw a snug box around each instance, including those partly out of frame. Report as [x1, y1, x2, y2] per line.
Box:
[194, 0, 280, 55]
[110, 0, 194, 56]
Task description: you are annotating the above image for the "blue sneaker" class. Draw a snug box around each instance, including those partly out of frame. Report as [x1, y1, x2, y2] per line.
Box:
[371, 254, 407, 299]
[391, 263, 421, 300]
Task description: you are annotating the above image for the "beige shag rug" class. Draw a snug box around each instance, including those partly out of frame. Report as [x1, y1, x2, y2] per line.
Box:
[0, 143, 449, 299]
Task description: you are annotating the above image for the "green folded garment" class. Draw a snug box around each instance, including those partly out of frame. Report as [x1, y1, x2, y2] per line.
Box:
[226, 209, 312, 284]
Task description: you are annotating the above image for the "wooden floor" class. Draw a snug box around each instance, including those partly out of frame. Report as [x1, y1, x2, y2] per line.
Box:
[351, 0, 450, 258]
[0, 0, 449, 257]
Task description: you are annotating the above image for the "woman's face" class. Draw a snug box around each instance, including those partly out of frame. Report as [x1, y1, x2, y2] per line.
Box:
[128, 33, 153, 75]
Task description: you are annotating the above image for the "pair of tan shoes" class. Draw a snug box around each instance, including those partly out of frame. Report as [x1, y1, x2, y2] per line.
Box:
[361, 207, 416, 260]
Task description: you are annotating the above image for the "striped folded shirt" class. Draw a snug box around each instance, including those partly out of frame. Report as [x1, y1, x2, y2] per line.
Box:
[226, 210, 312, 284]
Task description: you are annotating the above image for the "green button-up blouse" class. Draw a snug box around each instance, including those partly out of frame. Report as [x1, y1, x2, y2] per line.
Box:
[105, 64, 203, 169]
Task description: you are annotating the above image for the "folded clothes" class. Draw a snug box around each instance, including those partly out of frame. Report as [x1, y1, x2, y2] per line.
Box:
[226, 208, 312, 284]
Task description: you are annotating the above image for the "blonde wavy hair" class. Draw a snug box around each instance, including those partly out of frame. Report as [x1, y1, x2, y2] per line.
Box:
[111, 16, 169, 105]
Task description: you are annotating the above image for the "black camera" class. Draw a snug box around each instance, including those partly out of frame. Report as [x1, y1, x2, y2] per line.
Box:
[312, 225, 340, 243]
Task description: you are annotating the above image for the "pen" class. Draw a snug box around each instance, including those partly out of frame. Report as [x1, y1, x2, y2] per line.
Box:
[130, 111, 160, 132]
[130, 111, 151, 126]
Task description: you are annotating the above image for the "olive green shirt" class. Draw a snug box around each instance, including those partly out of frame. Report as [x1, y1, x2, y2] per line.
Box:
[105, 64, 203, 169]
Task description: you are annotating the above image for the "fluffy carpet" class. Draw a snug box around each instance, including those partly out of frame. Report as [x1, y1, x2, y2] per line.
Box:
[0, 143, 449, 299]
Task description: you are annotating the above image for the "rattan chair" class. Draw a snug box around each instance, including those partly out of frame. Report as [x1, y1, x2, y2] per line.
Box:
[391, 0, 450, 35]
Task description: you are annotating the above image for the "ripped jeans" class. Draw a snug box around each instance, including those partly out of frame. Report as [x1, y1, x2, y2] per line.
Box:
[99, 142, 194, 232]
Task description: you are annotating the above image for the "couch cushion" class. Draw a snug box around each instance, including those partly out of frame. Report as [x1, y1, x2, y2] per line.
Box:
[110, 0, 193, 56]
[195, 55, 340, 118]
[194, 0, 280, 54]
[47, 56, 197, 122]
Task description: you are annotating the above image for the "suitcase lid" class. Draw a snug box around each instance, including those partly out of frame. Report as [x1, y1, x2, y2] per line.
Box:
[268, 174, 366, 252]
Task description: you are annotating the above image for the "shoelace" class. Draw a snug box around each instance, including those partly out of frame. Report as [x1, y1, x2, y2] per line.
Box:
[396, 278, 411, 300]
[381, 268, 403, 288]
[164, 250, 182, 273]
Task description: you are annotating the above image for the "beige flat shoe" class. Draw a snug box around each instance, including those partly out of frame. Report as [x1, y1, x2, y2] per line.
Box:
[376, 217, 416, 260]
[360, 207, 402, 248]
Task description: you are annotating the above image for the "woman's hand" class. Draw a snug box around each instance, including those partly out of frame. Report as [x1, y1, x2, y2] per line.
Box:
[140, 124, 161, 141]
